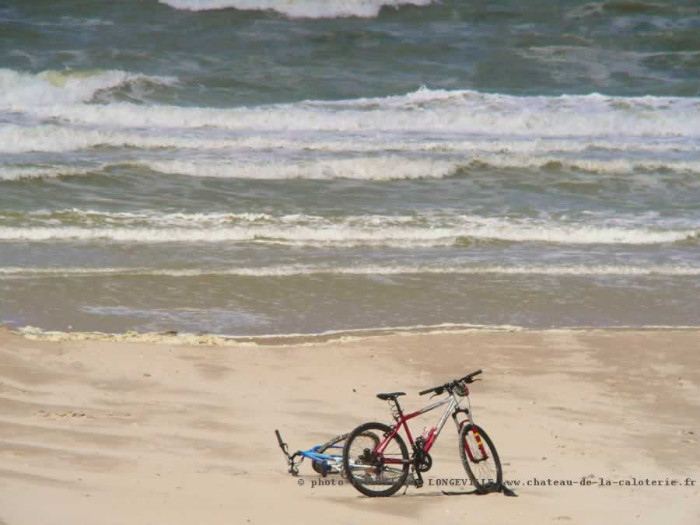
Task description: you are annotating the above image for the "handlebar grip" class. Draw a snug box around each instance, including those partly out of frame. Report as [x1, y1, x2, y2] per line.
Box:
[419, 385, 445, 396]
[420, 370, 483, 395]
[275, 429, 284, 447]
[463, 369, 483, 383]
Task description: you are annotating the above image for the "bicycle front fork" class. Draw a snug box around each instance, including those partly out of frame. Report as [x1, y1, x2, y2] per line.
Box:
[451, 407, 472, 429]
[453, 408, 489, 460]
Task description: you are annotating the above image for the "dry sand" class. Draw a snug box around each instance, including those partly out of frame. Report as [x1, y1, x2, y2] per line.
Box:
[0, 327, 698, 525]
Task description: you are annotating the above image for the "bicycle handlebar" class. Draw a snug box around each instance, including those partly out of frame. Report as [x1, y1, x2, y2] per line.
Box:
[275, 429, 303, 474]
[275, 429, 293, 460]
[419, 369, 483, 396]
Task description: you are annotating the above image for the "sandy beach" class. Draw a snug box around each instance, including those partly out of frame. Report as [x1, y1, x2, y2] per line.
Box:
[0, 327, 698, 525]
[3, 3, 699, 524]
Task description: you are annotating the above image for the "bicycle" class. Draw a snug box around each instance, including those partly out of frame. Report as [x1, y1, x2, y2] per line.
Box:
[275, 429, 350, 476]
[342, 369, 502, 497]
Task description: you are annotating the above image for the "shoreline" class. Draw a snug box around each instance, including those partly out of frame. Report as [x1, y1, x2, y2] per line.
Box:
[8, 322, 700, 347]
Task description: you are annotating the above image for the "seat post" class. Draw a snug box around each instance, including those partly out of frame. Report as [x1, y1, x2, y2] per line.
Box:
[392, 398, 404, 420]
[377, 392, 407, 420]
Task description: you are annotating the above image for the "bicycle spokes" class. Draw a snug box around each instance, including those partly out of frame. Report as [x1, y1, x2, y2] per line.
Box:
[343, 422, 410, 496]
[460, 424, 503, 490]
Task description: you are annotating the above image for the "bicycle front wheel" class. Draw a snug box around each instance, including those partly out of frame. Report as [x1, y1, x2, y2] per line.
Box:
[311, 432, 350, 475]
[343, 422, 409, 497]
[459, 423, 502, 492]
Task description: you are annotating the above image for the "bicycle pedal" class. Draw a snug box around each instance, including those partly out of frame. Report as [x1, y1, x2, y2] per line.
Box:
[411, 467, 424, 489]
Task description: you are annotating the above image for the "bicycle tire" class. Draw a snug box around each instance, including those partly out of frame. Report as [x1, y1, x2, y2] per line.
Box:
[343, 422, 410, 497]
[311, 433, 350, 475]
[458, 423, 502, 492]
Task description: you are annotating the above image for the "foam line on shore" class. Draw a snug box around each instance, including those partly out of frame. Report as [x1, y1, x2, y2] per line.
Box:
[12, 323, 523, 347]
[9, 323, 700, 348]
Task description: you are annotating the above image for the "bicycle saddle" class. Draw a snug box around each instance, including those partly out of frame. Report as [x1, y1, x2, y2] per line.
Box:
[376, 392, 406, 401]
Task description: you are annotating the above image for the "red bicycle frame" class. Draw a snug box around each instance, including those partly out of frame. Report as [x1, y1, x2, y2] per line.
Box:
[376, 386, 489, 465]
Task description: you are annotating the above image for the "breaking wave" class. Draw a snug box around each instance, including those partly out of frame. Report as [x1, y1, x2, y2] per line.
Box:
[2, 264, 699, 278]
[0, 212, 695, 246]
[158, 0, 435, 19]
[0, 68, 177, 108]
[3, 156, 699, 182]
[2, 121, 698, 156]
[4, 80, 697, 139]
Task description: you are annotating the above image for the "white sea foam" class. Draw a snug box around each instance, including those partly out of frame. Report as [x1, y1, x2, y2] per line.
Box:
[0, 124, 241, 154]
[138, 156, 700, 180]
[1, 70, 697, 141]
[10, 86, 699, 139]
[2, 264, 699, 278]
[2, 122, 697, 155]
[0, 165, 98, 181]
[4, 210, 698, 240]
[0, 69, 177, 108]
[1, 73, 699, 183]
[0, 225, 457, 247]
[0, 217, 695, 246]
[3, 154, 699, 182]
[16, 322, 525, 346]
[0, 209, 293, 227]
[158, 0, 435, 18]
[140, 157, 457, 180]
[5, 209, 696, 232]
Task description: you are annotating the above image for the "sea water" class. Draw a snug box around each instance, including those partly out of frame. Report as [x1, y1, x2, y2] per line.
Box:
[1, 0, 699, 335]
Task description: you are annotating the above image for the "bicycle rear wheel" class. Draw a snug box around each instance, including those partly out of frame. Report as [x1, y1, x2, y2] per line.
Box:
[459, 423, 502, 492]
[343, 422, 409, 497]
